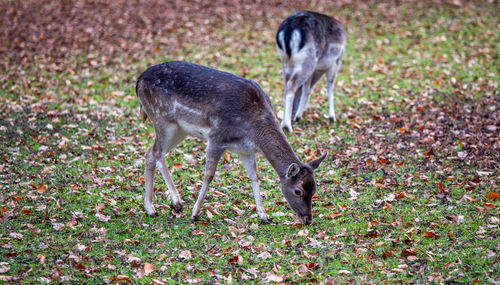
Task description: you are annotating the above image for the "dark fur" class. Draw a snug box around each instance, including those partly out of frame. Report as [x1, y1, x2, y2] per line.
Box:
[137, 61, 278, 150]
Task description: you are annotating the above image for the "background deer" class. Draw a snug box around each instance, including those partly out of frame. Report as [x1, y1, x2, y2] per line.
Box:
[136, 61, 326, 224]
[276, 11, 346, 132]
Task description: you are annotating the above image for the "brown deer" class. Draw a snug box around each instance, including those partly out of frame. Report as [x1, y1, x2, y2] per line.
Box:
[276, 11, 346, 132]
[136, 61, 326, 224]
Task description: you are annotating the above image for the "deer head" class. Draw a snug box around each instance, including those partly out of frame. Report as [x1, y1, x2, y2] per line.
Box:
[281, 153, 327, 224]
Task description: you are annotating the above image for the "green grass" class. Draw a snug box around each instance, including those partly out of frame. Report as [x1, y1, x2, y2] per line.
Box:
[1, 1, 499, 284]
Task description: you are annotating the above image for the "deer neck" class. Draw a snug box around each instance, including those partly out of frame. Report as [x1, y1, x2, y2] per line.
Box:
[253, 121, 301, 180]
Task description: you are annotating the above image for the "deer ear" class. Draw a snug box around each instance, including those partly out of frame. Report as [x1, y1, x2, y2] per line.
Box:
[308, 152, 327, 170]
[285, 163, 300, 179]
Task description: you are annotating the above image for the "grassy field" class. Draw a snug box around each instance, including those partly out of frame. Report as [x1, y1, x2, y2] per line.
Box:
[0, 0, 498, 283]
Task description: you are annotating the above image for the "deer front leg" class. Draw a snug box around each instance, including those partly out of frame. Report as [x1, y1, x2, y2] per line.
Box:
[294, 71, 323, 122]
[191, 144, 224, 221]
[144, 147, 157, 216]
[241, 154, 269, 222]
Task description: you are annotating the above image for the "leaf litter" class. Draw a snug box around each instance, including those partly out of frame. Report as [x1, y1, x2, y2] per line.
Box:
[0, 0, 498, 284]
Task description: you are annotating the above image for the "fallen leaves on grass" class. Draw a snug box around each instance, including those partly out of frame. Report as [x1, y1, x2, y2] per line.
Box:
[485, 192, 500, 200]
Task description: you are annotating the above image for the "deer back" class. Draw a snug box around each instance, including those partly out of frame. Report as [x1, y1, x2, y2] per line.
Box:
[136, 61, 277, 147]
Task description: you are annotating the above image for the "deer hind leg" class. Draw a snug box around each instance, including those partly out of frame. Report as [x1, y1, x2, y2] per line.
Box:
[144, 123, 186, 216]
[144, 146, 157, 216]
[281, 77, 299, 132]
[293, 71, 323, 122]
[191, 142, 224, 221]
[291, 85, 302, 122]
[240, 153, 269, 222]
[157, 124, 187, 212]
[281, 64, 316, 132]
[327, 58, 342, 123]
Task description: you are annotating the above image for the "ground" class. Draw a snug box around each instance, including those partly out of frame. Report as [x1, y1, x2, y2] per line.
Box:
[0, 0, 498, 283]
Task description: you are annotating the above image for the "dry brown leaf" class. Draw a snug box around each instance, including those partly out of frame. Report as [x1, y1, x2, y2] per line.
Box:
[178, 250, 192, 260]
[422, 231, 440, 239]
[37, 254, 46, 264]
[115, 275, 131, 282]
[144, 262, 154, 275]
[297, 229, 309, 237]
[485, 192, 500, 200]
[264, 273, 284, 283]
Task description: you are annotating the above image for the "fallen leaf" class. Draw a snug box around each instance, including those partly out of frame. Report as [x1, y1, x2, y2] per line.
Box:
[257, 251, 272, 260]
[382, 250, 393, 259]
[483, 203, 494, 209]
[114, 275, 131, 282]
[401, 248, 417, 258]
[485, 192, 500, 200]
[476, 227, 487, 234]
[178, 250, 192, 260]
[144, 262, 154, 275]
[297, 229, 309, 237]
[328, 212, 341, 219]
[36, 184, 47, 194]
[95, 212, 110, 222]
[264, 273, 283, 283]
[0, 266, 10, 274]
[128, 256, 142, 267]
[227, 256, 238, 264]
[463, 195, 477, 202]
[37, 254, 46, 264]
[422, 231, 440, 239]
[191, 229, 205, 236]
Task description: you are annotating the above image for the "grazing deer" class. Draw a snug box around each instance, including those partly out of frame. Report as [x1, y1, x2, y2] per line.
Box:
[276, 11, 346, 132]
[136, 61, 326, 224]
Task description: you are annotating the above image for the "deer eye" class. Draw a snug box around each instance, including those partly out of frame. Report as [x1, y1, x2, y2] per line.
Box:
[294, 189, 303, 197]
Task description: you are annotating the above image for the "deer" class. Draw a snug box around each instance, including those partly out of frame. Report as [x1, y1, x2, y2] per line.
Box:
[136, 61, 327, 225]
[276, 11, 346, 132]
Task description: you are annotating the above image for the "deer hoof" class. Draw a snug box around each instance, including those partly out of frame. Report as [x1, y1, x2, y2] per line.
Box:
[146, 211, 158, 217]
[170, 203, 183, 213]
[281, 123, 293, 133]
[329, 116, 337, 123]
[190, 215, 199, 223]
[259, 217, 275, 225]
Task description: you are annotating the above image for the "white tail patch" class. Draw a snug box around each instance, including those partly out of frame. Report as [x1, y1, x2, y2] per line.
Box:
[290, 30, 303, 55]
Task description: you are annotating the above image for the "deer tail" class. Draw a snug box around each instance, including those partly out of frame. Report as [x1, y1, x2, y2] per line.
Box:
[136, 76, 148, 123]
[139, 104, 148, 122]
